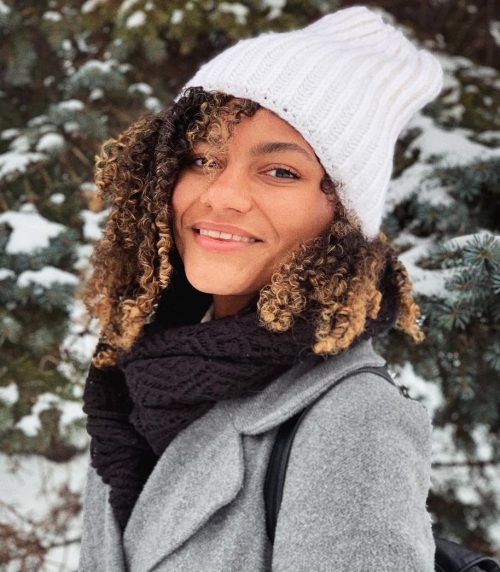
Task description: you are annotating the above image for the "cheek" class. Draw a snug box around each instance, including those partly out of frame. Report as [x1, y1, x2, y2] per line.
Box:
[279, 195, 334, 247]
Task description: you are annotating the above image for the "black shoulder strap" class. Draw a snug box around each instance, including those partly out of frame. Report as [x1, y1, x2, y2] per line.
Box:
[434, 538, 500, 572]
[263, 366, 500, 572]
[264, 365, 395, 543]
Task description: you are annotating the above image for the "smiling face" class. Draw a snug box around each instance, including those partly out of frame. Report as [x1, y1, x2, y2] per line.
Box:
[172, 105, 335, 318]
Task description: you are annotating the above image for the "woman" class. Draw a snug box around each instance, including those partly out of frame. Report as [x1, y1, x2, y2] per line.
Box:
[79, 5, 443, 571]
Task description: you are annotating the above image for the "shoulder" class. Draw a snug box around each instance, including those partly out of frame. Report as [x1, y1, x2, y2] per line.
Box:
[284, 369, 434, 495]
[273, 370, 436, 571]
[299, 368, 432, 452]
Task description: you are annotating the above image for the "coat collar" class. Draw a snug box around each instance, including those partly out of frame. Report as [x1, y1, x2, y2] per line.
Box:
[121, 337, 384, 570]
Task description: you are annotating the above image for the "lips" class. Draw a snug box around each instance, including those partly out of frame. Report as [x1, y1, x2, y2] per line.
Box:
[189, 221, 262, 253]
[197, 228, 257, 243]
[191, 221, 262, 243]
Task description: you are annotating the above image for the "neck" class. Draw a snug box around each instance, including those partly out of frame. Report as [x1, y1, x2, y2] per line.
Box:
[212, 293, 257, 319]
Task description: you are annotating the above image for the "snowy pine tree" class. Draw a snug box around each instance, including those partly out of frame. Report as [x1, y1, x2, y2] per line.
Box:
[375, 42, 500, 550]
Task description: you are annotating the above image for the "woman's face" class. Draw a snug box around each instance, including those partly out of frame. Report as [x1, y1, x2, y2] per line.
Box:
[172, 106, 335, 316]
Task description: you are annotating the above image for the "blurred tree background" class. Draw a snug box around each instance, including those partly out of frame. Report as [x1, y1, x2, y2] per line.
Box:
[0, 0, 499, 569]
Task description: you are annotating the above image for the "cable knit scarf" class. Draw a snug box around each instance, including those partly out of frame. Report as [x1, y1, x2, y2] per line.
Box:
[83, 301, 316, 532]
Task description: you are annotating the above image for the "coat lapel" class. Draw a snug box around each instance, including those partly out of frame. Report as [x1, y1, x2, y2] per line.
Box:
[122, 404, 244, 572]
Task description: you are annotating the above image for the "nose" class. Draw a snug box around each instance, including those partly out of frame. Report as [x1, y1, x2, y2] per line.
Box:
[199, 161, 252, 213]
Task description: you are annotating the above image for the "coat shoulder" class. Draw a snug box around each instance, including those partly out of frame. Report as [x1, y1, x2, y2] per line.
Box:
[272, 370, 435, 571]
[289, 370, 434, 483]
[313, 369, 432, 444]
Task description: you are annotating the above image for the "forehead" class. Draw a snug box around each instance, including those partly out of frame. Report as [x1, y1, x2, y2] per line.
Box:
[191, 102, 318, 161]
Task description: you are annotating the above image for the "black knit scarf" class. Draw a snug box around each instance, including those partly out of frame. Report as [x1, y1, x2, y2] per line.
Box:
[83, 280, 316, 532]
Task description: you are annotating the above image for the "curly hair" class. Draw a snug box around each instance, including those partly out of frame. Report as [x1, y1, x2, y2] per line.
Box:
[83, 87, 424, 367]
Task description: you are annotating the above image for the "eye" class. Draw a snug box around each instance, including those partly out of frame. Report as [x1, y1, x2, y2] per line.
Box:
[187, 155, 206, 167]
[265, 166, 300, 180]
[188, 155, 221, 170]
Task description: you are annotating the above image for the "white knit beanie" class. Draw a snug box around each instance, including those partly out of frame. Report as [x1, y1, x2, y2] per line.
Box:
[179, 5, 443, 239]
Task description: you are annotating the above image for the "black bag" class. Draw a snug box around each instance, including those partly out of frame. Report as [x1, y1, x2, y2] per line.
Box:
[264, 365, 500, 572]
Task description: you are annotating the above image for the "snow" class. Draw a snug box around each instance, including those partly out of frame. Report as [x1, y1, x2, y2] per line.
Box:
[60, 399, 86, 428]
[218, 2, 249, 25]
[16, 392, 85, 438]
[145, 96, 162, 111]
[28, 114, 49, 128]
[64, 121, 81, 133]
[385, 98, 500, 214]
[0, 382, 19, 406]
[61, 300, 98, 366]
[0, 0, 10, 15]
[476, 130, 500, 144]
[81, 0, 106, 14]
[171, 9, 183, 25]
[262, 0, 286, 19]
[431, 422, 500, 546]
[488, 21, 500, 47]
[17, 266, 79, 289]
[118, 0, 141, 17]
[0, 268, 15, 280]
[128, 82, 153, 95]
[74, 244, 93, 271]
[77, 59, 115, 75]
[1, 451, 88, 514]
[386, 162, 450, 212]
[89, 87, 104, 100]
[50, 192, 66, 204]
[440, 72, 461, 96]
[81, 209, 106, 241]
[432, 424, 468, 465]
[441, 230, 495, 249]
[10, 134, 31, 152]
[56, 99, 84, 111]
[36, 132, 65, 153]
[393, 234, 457, 299]
[0, 451, 88, 571]
[0, 128, 20, 140]
[0, 210, 65, 254]
[443, 103, 465, 122]
[395, 361, 444, 417]
[455, 481, 482, 505]
[43, 10, 62, 22]
[15, 412, 41, 436]
[80, 181, 97, 193]
[119, 62, 132, 73]
[126, 10, 146, 28]
[472, 425, 494, 461]
[407, 114, 500, 164]
[0, 151, 46, 181]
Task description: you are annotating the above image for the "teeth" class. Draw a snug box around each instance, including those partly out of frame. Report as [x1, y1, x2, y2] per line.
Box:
[198, 228, 256, 243]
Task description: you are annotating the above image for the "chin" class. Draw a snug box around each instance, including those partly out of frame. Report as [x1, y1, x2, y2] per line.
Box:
[183, 264, 259, 297]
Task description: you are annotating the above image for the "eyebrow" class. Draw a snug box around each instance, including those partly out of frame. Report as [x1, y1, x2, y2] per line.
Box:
[250, 141, 316, 163]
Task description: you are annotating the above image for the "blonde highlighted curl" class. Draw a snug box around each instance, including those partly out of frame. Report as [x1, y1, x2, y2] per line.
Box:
[83, 87, 424, 367]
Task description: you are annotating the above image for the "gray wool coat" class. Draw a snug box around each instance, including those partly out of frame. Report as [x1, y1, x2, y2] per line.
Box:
[79, 338, 435, 572]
